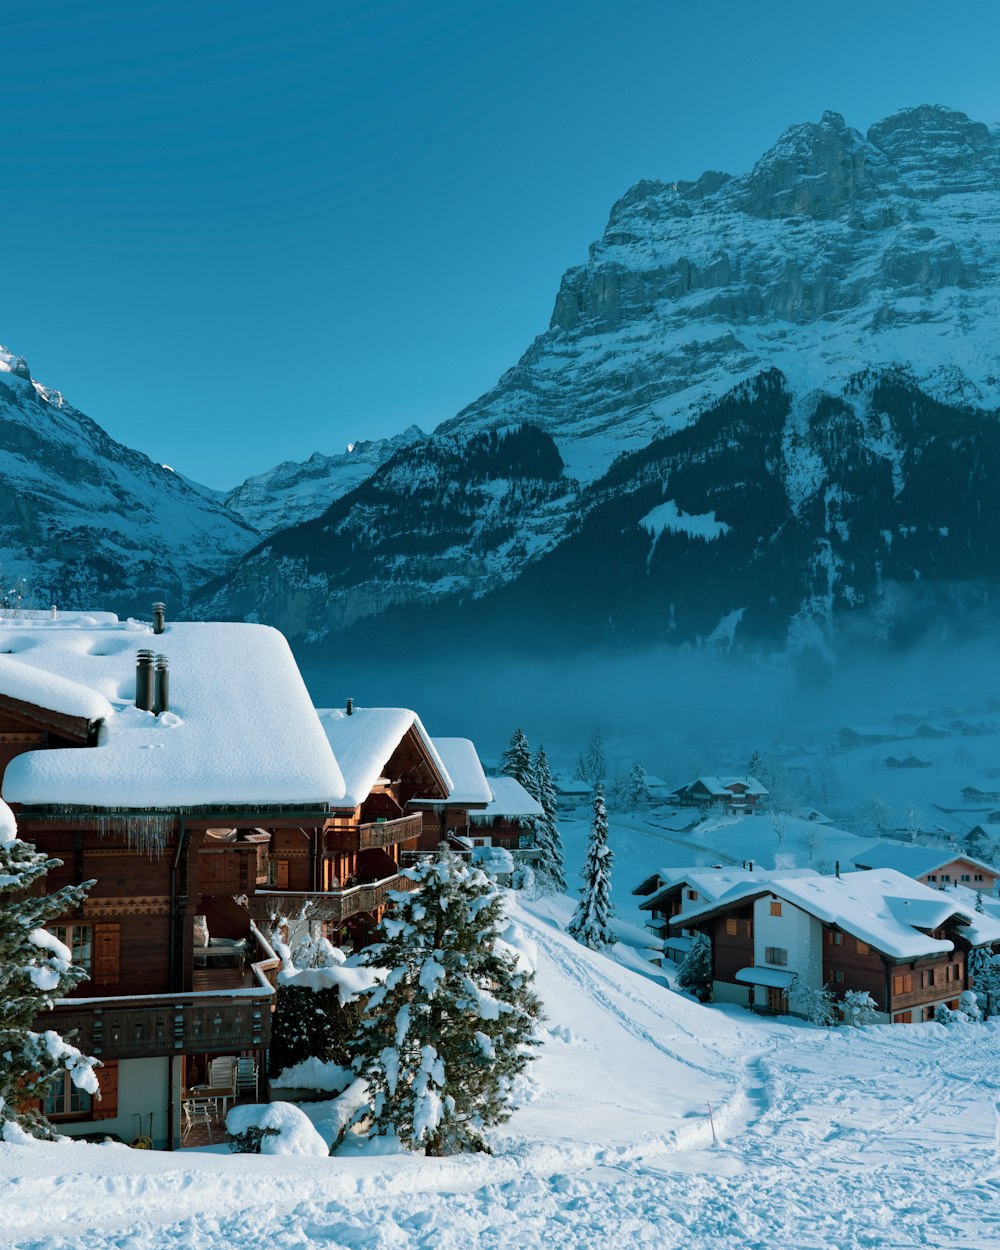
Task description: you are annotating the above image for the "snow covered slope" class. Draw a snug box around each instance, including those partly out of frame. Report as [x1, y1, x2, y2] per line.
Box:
[200, 106, 1000, 657]
[0, 347, 259, 616]
[5, 898, 1000, 1248]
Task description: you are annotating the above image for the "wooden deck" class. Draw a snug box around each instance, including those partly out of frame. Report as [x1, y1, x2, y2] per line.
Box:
[180, 1090, 260, 1149]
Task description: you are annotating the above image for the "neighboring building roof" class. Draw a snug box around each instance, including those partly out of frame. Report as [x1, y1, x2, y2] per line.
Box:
[735, 967, 797, 989]
[637, 866, 816, 912]
[412, 738, 492, 806]
[676, 775, 769, 798]
[852, 842, 999, 878]
[0, 614, 346, 808]
[673, 868, 1000, 961]
[471, 776, 544, 821]
[316, 707, 451, 808]
[551, 773, 593, 796]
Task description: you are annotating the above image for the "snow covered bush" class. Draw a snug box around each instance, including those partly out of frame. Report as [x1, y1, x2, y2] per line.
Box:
[567, 783, 615, 951]
[676, 933, 713, 1003]
[345, 849, 543, 1156]
[958, 990, 982, 1023]
[934, 1002, 955, 1025]
[226, 1102, 328, 1156]
[789, 979, 835, 1026]
[0, 800, 99, 1141]
[840, 989, 878, 1028]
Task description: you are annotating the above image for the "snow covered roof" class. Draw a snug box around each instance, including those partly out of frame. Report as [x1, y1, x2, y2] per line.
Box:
[316, 707, 451, 808]
[0, 797, 16, 845]
[735, 967, 797, 989]
[674, 868, 1000, 960]
[852, 842, 999, 878]
[679, 775, 768, 797]
[471, 776, 544, 821]
[638, 866, 816, 911]
[412, 738, 492, 806]
[0, 615, 346, 809]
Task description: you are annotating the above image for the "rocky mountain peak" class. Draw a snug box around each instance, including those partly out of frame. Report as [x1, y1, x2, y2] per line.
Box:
[867, 104, 1000, 194]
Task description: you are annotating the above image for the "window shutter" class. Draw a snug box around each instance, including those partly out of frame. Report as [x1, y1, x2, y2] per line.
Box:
[93, 1061, 118, 1121]
[93, 923, 120, 985]
[277, 860, 290, 889]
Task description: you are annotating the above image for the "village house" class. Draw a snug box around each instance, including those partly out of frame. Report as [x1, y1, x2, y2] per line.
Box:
[670, 868, 1000, 1023]
[851, 843, 1000, 895]
[467, 775, 543, 852]
[668, 775, 768, 814]
[0, 610, 470, 1149]
[408, 737, 493, 850]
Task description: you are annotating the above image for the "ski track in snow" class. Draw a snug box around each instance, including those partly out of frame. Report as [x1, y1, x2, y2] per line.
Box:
[7, 915, 1000, 1248]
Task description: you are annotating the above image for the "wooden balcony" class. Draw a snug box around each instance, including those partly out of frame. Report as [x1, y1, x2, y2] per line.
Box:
[249, 871, 418, 927]
[38, 923, 279, 1061]
[327, 813, 423, 852]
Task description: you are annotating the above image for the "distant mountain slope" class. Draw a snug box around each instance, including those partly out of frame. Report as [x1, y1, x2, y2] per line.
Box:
[0, 347, 259, 614]
[200, 105, 1000, 657]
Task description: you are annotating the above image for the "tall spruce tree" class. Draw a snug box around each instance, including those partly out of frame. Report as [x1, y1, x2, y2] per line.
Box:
[0, 802, 99, 1140]
[567, 784, 615, 950]
[676, 932, 714, 1004]
[500, 728, 537, 797]
[347, 851, 542, 1155]
[531, 745, 566, 893]
[583, 727, 608, 787]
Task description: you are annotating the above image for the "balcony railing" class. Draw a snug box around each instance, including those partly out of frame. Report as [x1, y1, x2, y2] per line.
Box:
[326, 813, 423, 852]
[249, 872, 418, 927]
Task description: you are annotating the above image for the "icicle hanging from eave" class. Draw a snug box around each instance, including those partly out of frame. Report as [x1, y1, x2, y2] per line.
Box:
[95, 812, 173, 857]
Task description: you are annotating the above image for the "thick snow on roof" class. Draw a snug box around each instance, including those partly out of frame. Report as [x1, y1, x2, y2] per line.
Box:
[0, 654, 114, 723]
[691, 775, 769, 796]
[413, 738, 492, 805]
[0, 797, 15, 844]
[735, 967, 797, 989]
[674, 868, 1000, 960]
[472, 776, 544, 821]
[316, 707, 451, 808]
[0, 616, 346, 808]
[853, 841, 999, 877]
[639, 866, 817, 911]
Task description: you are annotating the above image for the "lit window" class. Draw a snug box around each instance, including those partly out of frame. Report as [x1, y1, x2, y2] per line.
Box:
[770, 901, 782, 917]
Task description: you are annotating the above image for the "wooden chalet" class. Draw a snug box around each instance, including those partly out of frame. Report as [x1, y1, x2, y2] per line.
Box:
[852, 842, 1000, 895]
[668, 775, 768, 814]
[670, 868, 1000, 1023]
[408, 737, 493, 850]
[0, 611, 447, 1149]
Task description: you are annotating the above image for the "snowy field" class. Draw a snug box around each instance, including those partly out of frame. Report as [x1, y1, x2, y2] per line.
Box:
[4, 897, 1000, 1249]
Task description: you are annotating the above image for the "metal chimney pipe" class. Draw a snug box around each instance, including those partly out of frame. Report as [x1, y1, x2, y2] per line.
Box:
[346, 697, 354, 716]
[135, 650, 155, 712]
[152, 603, 166, 635]
[154, 655, 169, 716]
[836, 860, 841, 879]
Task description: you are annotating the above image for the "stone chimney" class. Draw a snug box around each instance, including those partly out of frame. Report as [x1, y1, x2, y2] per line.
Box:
[135, 650, 155, 712]
[152, 602, 166, 635]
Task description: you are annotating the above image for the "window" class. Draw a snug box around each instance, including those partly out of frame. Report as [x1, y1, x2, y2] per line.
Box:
[52, 925, 92, 973]
[922, 1006, 936, 1022]
[921, 969, 935, 988]
[687, 890, 698, 901]
[44, 1071, 92, 1119]
[769, 901, 782, 917]
[856, 941, 869, 955]
[892, 973, 913, 996]
[942, 874, 951, 882]
[725, 919, 738, 936]
[928, 875, 937, 882]
[975, 874, 985, 883]
[269, 859, 290, 889]
[893, 1012, 913, 1024]
[961, 874, 971, 882]
[833, 969, 845, 984]
[829, 931, 843, 946]
[763, 946, 787, 966]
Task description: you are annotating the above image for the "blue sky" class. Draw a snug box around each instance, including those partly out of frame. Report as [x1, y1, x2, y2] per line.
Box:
[3, 0, 1000, 489]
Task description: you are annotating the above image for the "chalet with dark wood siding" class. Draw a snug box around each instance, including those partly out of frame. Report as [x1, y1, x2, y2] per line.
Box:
[672, 868, 1000, 1023]
[408, 738, 493, 850]
[668, 776, 768, 814]
[0, 611, 414, 1149]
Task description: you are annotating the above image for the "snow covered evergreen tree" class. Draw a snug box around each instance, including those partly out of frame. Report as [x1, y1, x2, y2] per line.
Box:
[573, 753, 589, 783]
[348, 851, 542, 1155]
[567, 784, 615, 950]
[583, 727, 607, 787]
[969, 945, 1000, 1016]
[840, 989, 878, 1028]
[0, 800, 99, 1140]
[676, 932, 713, 1003]
[625, 761, 650, 808]
[500, 728, 537, 797]
[531, 745, 566, 894]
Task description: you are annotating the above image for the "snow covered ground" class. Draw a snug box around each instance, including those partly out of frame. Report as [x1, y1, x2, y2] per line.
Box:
[4, 896, 1000, 1248]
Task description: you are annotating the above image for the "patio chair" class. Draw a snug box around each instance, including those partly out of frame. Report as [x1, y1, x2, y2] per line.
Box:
[182, 1098, 215, 1143]
[236, 1057, 258, 1097]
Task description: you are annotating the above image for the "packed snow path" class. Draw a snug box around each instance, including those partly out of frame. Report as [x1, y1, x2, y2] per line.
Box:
[5, 909, 1000, 1248]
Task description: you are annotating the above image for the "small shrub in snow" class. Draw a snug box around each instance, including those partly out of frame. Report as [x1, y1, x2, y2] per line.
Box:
[934, 1002, 956, 1025]
[0, 803, 99, 1141]
[676, 933, 713, 1004]
[789, 979, 836, 1026]
[225, 1102, 327, 1156]
[840, 990, 878, 1028]
[345, 850, 543, 1156]
[959, 990, 983, 1023]
[567, 783, 615, 951]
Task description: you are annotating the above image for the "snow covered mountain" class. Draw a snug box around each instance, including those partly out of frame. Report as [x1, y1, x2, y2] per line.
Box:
[0, 347, 259, 615]
[223, 425, 424, 538]
[198, 105, 1000, 658]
